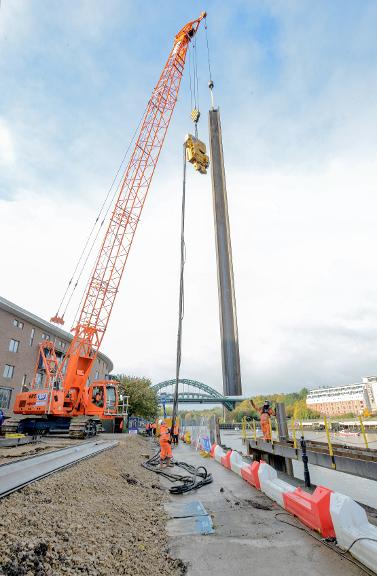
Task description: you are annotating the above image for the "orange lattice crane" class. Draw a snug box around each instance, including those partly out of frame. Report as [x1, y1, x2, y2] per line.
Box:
[4, 13, 206, 438]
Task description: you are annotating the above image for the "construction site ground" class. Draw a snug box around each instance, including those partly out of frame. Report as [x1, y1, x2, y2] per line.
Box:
[164, 442, 366, 576]
[0, 433, 369, 576]
[0, 434, 184, 576]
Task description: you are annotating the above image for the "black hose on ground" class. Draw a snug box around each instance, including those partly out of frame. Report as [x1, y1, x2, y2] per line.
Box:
[142, 448, 213, 494]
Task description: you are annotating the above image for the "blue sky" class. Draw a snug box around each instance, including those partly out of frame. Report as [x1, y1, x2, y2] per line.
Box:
[1, 1, 377, 396]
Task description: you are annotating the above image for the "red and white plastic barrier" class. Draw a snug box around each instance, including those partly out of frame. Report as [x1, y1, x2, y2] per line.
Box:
[209, 444, 232, 469]
[258, 462, 295, 507]
[208, 444, 377, 574]
[221, 450, 232, 469]
[330, 492, 377, 573]
[230, 452, 261, 490]
[229, 450, 244, 475]
[283, 486, 335, 538]
[241, 461, 261, 489]
[212, 445, 227, 464]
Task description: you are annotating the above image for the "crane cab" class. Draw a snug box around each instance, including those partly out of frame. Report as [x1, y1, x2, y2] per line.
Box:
[86, 381, 124, 418]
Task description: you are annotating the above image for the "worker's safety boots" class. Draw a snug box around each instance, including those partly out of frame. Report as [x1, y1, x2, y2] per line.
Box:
[166, 458, 174, 468]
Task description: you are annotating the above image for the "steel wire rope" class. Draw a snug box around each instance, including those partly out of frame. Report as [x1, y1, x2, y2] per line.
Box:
[192, 35, 200, 112]
[56, 103, 148, 323]
[188, 47, 194, 112]
[171, 144, 187, 438]
[204, 15, 213, 84]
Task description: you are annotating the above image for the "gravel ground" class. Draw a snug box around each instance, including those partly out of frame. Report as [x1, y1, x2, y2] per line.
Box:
[0, 435, 184, 576]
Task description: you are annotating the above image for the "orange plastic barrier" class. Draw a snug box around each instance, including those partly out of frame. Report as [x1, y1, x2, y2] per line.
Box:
[240, 461, 261, 489]
[210, 444, 217, 457]
[283, 486, 335, 538]
[221, 450, 232, 469]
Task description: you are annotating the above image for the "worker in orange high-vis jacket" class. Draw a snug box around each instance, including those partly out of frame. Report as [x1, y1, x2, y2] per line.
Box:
[159, 419, 174, 468]
[172, 422, 179, 446]
[251, 399, 275, 441]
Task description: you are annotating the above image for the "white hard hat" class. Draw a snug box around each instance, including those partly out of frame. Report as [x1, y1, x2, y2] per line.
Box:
[158, 419, 163, 425]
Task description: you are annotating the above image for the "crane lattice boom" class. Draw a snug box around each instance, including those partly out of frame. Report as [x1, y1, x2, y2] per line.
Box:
[59, 13, 206, 399]
[10, 13, 206, 437]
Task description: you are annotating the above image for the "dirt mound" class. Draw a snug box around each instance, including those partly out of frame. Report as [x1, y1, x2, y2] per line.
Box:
[0, 435, 184, 576]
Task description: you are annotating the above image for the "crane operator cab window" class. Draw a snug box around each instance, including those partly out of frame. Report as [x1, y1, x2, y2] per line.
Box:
[106, 385, 116, 412]
[92, 386, 104, 407]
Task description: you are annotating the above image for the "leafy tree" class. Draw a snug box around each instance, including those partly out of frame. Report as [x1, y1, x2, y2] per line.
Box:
[116, 374, 159, 420]
[227, 389, 320, 421]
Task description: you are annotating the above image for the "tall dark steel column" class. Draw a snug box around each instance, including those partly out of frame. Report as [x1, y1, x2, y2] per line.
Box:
[209, 108, 242, 396]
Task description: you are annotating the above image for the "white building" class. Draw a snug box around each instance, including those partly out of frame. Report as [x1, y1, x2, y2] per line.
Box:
[306, 377, 377, 416]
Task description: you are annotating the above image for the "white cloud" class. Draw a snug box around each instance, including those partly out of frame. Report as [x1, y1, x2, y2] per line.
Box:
[1, 1, 377, 401]
[0, 119, 15, 166]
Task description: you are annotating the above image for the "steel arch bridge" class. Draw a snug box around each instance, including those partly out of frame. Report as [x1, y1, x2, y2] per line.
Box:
[151, 379, 244, 411]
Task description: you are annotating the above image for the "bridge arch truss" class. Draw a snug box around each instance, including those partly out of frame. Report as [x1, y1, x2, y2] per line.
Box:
[151, 379, 235, 410]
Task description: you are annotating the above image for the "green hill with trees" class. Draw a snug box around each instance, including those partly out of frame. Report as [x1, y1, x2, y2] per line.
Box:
[179, 388, 320, 422]
[114, 375, 321, 422]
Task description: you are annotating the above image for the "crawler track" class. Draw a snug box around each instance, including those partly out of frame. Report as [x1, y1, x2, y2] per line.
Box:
[0, 439, 118, 498]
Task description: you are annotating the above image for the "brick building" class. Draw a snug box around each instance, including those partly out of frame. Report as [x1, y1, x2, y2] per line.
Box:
[306, 378, 377, 417]
[0, 296, 113, 417]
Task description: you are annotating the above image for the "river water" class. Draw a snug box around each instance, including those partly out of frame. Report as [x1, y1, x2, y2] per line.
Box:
[220, 429, 377, 509]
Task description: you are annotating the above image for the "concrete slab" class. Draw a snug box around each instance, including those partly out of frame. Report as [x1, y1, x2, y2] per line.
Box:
[165, 500, 208, 518]
[164, 443, 365, 576]
[167, 515, 214, 537]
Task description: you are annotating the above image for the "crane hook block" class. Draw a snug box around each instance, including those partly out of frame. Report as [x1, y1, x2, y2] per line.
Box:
[185, 134, 209, 174]
[50, 315, 65, 325]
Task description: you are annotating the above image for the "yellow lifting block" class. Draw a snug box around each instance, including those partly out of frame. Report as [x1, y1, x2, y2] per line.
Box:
[185, 134, 209, 174]
[190, 108, 200, 123]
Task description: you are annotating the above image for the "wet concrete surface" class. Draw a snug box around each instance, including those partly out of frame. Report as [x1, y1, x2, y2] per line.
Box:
[164, 443, 365, 576]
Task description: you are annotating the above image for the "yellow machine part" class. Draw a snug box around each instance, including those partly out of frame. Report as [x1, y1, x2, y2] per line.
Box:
[185, 135, 209, 174]
[5, 433, 25, 438]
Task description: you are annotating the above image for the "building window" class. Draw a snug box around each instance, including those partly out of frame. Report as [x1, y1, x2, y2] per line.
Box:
[3, 365, 14, 379]
[9, 339, 20, 353]
[13, 319, 24, 329]
[21, 374, 27, 388]
[29, 328, 35, 346]
[0, 388, 12, 409]
[41, 333, 50, 341]
[95, 371, 99, 380]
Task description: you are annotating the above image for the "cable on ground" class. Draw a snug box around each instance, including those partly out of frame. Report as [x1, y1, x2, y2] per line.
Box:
[275, 512, 377, 576]
[142, 447, 213, 494]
